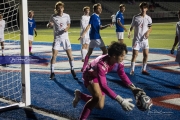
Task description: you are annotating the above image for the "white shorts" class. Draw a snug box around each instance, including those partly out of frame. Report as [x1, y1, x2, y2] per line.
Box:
[89, 39, 105, 48]
[112, 19, 116, 23]
[175, 46, 180, 63]
[28, 35, 34, 41]
[53, 38, 71, 50]
[0, 37, 4, 42]
[132, 40, 149, 51]
[80, 37, 90, 45]
[116, 32, 124, 40]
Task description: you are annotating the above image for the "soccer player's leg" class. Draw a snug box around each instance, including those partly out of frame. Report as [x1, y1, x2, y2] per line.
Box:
[130, 41, 139, 75]
[79, 80, 105, 120]
[117, 32, 124, 43]
[28, 35, 33, 55]
[0, 41, 4, 56]
[99, 39, 107, 55]
[81, 38, 89, 62]
[175, 49, 180, 67]
[141, 40, 150, 75]
[49, 42, 59, 80]
[81, 40, 94, 72]
[63, 38, 78, 80]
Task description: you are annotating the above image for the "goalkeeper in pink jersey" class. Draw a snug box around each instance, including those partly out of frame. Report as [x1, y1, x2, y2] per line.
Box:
[73, 42, 145, 120]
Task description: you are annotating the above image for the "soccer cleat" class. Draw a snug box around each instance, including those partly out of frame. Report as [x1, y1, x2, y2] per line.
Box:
[142, 70, 150, 75]
[130, 70, 134, 76]
[71, 69, 78, 80]
[73, 89, 81, 108]
[49, 73, 55, 80]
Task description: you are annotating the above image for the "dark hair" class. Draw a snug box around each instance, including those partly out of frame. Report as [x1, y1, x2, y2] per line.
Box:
[119, 4, 125, 9]
[108, 42, 127, 57]
[93, 3, 101, 12]
[139, 2, 149, 9]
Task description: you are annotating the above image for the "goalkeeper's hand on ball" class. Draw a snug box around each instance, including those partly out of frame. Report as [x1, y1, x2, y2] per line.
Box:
[116, 95, 135, 111]
[132, 87, 146, 100]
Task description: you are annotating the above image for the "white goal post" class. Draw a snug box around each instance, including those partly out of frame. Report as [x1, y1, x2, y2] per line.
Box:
[19, 0, 31, 106]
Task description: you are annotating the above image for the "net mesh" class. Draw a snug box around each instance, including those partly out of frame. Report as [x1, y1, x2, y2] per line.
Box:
[0, 0, 22, 106]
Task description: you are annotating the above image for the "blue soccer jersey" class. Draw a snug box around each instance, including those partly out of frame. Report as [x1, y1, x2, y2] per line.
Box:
[115, 11, 124, 32]
[28, 18, 36, 35]
[89, 13, 102, 39]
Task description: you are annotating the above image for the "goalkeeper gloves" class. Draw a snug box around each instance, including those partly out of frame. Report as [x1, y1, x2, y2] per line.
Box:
[132, 87, 146, 100]
[116, 95, 134, 111]
[35, 31, 37, 37]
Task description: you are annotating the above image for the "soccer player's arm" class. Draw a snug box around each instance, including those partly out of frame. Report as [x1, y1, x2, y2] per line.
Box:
[47, 15, 54, 28]
[78, 16, 91, 40]
[116, 62, 133, 88]
[116, 62, 146, 97]
[80, 16, 87, 33]
[171, 23, 179, 54]
[97, 63, 117, 99]
[100, 22, 111, 30]
[145, 17, 152, 38]
[128, 16, 135, 39]
[97, 62, 135, 111]
[117, 14, 127, 32]
[64, 15, 71, 32]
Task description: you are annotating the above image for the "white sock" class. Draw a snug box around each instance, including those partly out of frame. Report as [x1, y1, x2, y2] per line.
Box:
[51, 64, 54, 73]
[81, 49, 87, 60]
[142, 63, 147, 71]
[2, 49, 4, 54]
[131, 62, 135, 71]
[69, 60, 74, 70]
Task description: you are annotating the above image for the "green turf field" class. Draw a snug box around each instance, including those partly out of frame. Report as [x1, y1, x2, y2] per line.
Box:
[31, 22, 177, 49]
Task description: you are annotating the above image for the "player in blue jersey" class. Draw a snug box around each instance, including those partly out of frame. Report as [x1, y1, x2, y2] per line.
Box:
[116, 4, 127, 43]
[78, 3, 112, 72]
[28, 10, 37, 55]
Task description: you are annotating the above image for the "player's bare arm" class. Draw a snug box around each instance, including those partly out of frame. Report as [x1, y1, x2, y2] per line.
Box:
[117, 19, 127, 32]
[128, 26, 133, 39]
[64, 24, 70, 32]
[100, 24, 112, 30]
[78, 24, 91, 40]
[144, 26, 152, 39]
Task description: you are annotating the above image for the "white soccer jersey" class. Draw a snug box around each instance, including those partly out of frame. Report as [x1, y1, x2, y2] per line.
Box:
[80, 15, 90, 38]
[111, 14, 116, 22]
[49, 13, 70, 38]
[130, 14, 152, 42]
[0, 19, 5, 37]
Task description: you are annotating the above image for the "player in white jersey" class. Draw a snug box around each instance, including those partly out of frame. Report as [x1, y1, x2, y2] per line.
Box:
[111, 13, 116, 26]
[128, 2, 152, 75]
[47, 1, 78, 80]
[80, 6, 90, 62]
[0, 13, 5, 56]
[171, 10, 180, 66]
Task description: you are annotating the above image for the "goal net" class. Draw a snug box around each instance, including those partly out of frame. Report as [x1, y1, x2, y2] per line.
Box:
[0, 0, 30, 110]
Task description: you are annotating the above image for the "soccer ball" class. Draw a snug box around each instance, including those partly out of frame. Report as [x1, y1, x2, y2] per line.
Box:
[136, 94, 153, 111]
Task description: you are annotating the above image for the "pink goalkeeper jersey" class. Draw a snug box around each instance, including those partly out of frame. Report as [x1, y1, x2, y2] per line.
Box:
[84, 55, 132, 99]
